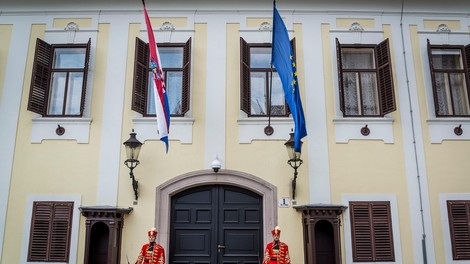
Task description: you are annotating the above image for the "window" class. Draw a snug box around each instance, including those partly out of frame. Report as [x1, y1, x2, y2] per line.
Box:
[132, 37, 191, 117]
[336, 38, 396, 117]
[240, 37, 295, 117]
[28, 201, 74, 262]
[349, 201, 395, 262]
[427, 40, 470, 117]
[28, 38, 91, 117]
[447, 200, 470, 260]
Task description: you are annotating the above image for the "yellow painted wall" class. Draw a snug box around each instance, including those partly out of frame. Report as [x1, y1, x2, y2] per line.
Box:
[423, 20, 460, 31]
[321, 22, 414, 262]
[336, 18, 375, 29]
[409, 23, 470, 263]
[151, 17, 188, 28]
[225, 22, 306, 264]
[118, 22, 208, 263]
[53, 18, 93, 28]
[0, 25, 13, 103]
[3, 22, 103, 262]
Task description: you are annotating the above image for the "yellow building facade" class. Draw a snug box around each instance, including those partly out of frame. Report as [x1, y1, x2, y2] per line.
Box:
[1, 0, 470, 263]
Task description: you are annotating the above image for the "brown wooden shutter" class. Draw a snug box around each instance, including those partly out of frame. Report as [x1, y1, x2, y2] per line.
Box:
[336, 38, 345, 114]
[28, 38, 52, 116]
[132, 37, 150, 114]
[28, 201, 73, 262]
[371, 202, 395, 261]
[465, 44, 470, 88]
[28, 202, 52, 261]
[447, 200, 470, 260]
[240, 37, 251, 114]
[376, 39, 396, 116]
[181, 37, 192, 115]
[79, 38, 91, 116]
[50, 202, 73, 261]
[350, 202, 373, 261]
[426, 39, 440, 116]
[350, 201, 394, 262]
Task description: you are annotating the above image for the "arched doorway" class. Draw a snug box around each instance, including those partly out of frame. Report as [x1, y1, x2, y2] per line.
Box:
[88, 222, 109, 264]
[155, 169, 277, 256]
[170, 185, 263, 263]
[315, 220, 335, 264]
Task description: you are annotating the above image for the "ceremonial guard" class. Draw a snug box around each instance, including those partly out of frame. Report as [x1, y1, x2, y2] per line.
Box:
[262, 226, 291, 264]
[135, 228, 165, 264]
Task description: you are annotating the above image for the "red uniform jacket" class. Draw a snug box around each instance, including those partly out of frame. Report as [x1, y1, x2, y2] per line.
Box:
[262, 241, 290, 264]
[135, 242, 165, 264]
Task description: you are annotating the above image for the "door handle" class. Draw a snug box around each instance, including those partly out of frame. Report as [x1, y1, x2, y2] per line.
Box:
[217, 245, 225, 252]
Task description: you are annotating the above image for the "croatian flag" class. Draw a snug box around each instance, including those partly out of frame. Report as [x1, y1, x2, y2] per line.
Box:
[142, 0, 170, 152]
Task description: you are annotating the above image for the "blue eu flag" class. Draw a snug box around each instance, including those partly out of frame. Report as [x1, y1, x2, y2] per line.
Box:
[271, 2, 307, 152]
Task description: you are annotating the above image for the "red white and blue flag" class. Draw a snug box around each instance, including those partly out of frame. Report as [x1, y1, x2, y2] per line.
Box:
[142, 0, 170, 152]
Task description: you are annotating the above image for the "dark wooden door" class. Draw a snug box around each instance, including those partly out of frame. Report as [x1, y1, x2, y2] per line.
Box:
[170, 185, 263, 264]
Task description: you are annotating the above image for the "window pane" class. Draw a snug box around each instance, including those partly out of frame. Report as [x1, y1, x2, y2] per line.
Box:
[53, 48, 86, 68]
[147, 75, 156, 115]
[361, 72, 379, 115]
[431, 49, 463, 70]
[160, 47, 183, 68]
[49, 72, 67, 115]
[435, 72, 451, 115]
[167, 71, 183, 115]
[250, 72, 267, 115]
[270, 73, 286, 115]
[65, 72, 84, 115]
[343, 72, 360, 115]
[450, 73, 470, 115]
[342, 48, 375, 69]
[250, 47, 272, 68]
[147, 72, 184, 116]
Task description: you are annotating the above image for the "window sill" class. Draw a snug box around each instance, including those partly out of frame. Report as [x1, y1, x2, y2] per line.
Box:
[238, 117, 294, 143]
[427, 118, 470, 143]
[132, 117, 194, 144]
[333, 117, 394, 143]
[31, 117, 92, 143]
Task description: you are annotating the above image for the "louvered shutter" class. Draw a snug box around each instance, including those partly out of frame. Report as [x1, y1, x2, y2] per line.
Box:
[28, 202, 52, 261]
[181, 38, 192, 115]
[350, 202, 373, 261]
[447, 200, 470, 260]
[27, 38, 52, 116]
[376, 39, 396, 116]
[371, 202, 395, 261]
[79, 38, 92, 116]
[464, 44, 470, 93]
[28, 201, 73, 262]
[50, 202, 73, 261]
[426, 39, 440, 116]
[350, 201, 395, 262]
[132, 37, 150, 114]
[240, 37, 251, 114]
[336, 38, 345, 114]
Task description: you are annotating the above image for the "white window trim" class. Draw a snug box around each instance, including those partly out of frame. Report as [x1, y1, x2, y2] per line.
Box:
[419, 29, 470, 143]
[332, 30, 395, 144]
[133, 116, 194, 144]
[439, 193, 470, 264]
[342, 194, 403, 264]
[30, 20, 98, 144]
[21, 194, 81, 264]
[238, 25, 296, 143]
[136, 24, 195, 144]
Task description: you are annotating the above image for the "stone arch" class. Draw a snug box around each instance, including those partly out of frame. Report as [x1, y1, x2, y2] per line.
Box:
[155, 169, 278, 249]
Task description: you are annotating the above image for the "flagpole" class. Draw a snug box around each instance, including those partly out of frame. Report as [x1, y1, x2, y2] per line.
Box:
[264, 1, 277, 136]
[264, 65, 274, 136]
